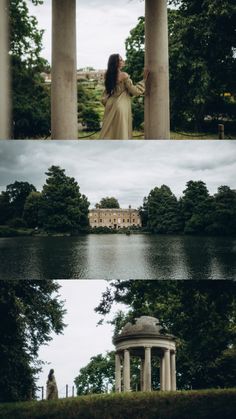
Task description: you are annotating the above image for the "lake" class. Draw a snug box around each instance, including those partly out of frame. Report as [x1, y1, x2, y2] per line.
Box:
[0, 234, 235, 280]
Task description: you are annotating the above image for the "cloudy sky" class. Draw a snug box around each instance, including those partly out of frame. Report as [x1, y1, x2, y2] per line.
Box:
[27, 0, 145, 69]
[0, 140, 235, 208]
[36, 280, 126, 399]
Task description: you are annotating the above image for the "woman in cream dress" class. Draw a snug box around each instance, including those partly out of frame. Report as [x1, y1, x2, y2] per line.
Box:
[99, 54, 149, 139]
[46, 369, 58, 400]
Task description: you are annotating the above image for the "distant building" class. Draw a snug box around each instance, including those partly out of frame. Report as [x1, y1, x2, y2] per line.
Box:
[41, 69, 105, 85]
[89, 206, 142, 229]
[77, 69, 105, 83]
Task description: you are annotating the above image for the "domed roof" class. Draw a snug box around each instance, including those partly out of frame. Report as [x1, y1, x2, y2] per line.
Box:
[113, 316, 165, 343]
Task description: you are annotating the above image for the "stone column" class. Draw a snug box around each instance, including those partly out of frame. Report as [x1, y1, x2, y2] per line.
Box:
[0, 0, 11, 139]
[140, 358, 145, 391]
[145, 0, 170, 139]
[160, 353, 165, 390]
[170, 351, 176, 391]
[115, 353, 121, 392]
[51, 0, 77, 139]
[164, 349, 171, 391]
[123, 349, 131, 392]
[143, 346, 152, 391]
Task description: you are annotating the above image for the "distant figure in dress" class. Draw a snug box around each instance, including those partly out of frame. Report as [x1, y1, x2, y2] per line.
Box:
[99, 54, 149, 139]
[46, 369, 58, 400]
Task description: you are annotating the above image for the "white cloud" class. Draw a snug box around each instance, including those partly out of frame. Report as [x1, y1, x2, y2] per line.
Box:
[27, 0, 145, 68]
[0, 140, 236, 208]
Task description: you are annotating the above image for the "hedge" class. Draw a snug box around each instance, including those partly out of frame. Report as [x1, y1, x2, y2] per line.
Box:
[0, 389, 236, 419]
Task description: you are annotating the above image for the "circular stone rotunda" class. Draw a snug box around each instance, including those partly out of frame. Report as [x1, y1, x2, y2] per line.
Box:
[113, 316, 176, 392]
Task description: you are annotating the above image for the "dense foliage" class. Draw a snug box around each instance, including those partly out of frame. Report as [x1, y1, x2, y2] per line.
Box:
[125, 1, 236, 133]
[78, 82, 102, 132]
[95, 280, 236, 390]
[10, 0, 51, 138]
[0, 280, 66, 403]
[39, 166, 90, 232]
[95, 197, 120, 209]
[0, 166, 90, 233]
[141, 181, 236, 235]
[74, 352, 115, 395]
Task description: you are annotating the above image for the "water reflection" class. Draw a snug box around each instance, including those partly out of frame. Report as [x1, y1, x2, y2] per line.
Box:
[0, 234, 235, 279]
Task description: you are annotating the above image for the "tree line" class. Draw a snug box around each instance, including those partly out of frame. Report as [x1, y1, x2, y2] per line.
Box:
[0, 168, 235, 236]
[140, 181, 236, 236]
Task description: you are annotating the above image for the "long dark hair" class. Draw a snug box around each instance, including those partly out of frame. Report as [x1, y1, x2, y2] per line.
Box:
[105, 54, 120, 96]
[48, 369, 54, 381]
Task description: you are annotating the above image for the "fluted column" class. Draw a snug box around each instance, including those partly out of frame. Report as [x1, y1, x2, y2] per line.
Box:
[51, 0, 77, 139]
[0, 0, 11, 139]
[140, 358, 145, 391]
[164, 349, 171, 391]
[143, 346, 152, 391]
[145, 0, 170, 139]
[115, 353, 121, 392]
[123, 349, 131, 392]
[160, 353, 165, 390]
[170, 351, 176, 391]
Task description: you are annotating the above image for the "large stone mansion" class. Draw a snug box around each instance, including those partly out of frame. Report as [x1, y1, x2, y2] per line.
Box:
[89, 207, 142, 230]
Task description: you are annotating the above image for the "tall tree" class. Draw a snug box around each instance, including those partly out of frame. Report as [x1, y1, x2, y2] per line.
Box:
[168, 0, 236, 130]
[95, 280, 236, 390]
[0, 280, 66, 402]
[40, 166, 89, 232]
[10, 0, 51, 138]
[23, 191, 42, 228]
[144, 185, 183, 233]
[6, 181, 37, 219]
[0, 192, 12, 225]
[211, 186, 236, 235]
[74, 352, 115, 395]
[180, 180, 214, 233]
[96, 197, 120, 209]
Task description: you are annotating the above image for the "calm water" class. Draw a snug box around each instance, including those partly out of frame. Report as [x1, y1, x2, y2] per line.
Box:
[0, 234, 235, 280]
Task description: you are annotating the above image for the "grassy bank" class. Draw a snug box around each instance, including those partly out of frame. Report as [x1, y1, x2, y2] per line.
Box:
[0, 389, 236, 419]
[0, 226, 34, 237]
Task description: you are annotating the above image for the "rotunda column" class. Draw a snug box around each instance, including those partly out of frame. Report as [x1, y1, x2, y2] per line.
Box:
[160, 352, 165, 390]
[164, 349, 171, 391]
[123, 349, 131, 392]
[140, 357, 145, 391]
[115, 353, 121, 392]
[0, 0, 11, 139]
[145, 0, 170, 139]
[51, 0, 77, 139]
[170, 351, 176, 391]
[143, 346, 152, 391]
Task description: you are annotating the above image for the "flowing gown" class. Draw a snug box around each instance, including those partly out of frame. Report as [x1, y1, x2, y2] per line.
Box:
[46, 376, 58, 400]
[99, 76, 145, 139]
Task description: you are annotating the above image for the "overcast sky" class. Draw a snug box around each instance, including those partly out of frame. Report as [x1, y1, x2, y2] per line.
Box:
[36, 280, 125, 399]
[0, 141, 235, 208]
[27, 0, 145, 69]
